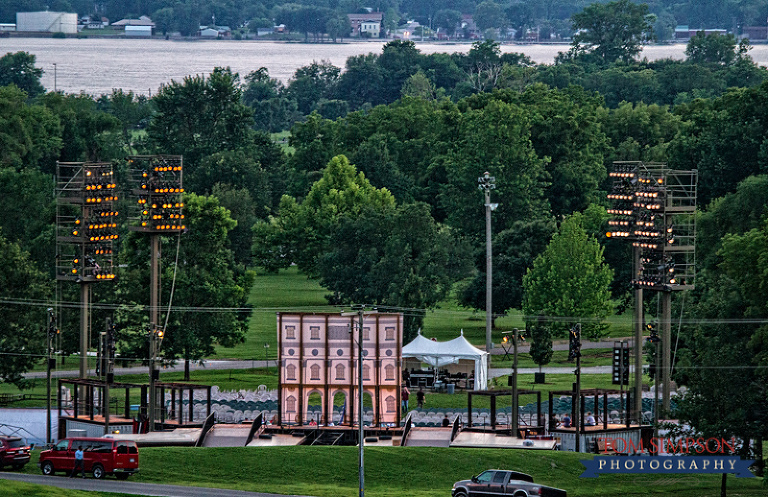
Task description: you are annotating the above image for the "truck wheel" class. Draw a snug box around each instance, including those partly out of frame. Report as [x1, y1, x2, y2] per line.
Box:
[41, 461, 54, 476]
[92, 464, 105, 479]
[454, 491, 468, 497]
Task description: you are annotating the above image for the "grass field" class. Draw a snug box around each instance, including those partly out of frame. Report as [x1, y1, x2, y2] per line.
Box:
[212, 266, 635, 361]
[14, 447, 766, 497]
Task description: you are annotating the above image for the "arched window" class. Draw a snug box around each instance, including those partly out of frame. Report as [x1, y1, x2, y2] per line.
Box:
[286, 395, 296, 413]
[384, 364, 395, 380]
[286, 364, 297, 380]
[335, 364, 345, 380]
[310, 364, 321, 380]
[385, 396, 396, 412]
[363, 364, 371, 381]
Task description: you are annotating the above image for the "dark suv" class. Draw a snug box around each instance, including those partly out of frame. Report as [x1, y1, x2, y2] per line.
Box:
[0, 436, 32, 470]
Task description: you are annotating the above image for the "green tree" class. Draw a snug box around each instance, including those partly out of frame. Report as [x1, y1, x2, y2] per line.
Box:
[39, 92, 122, 164]
[326, 15, 351, 43]
[522, 211, 614, 339]
[433, 9, 462, 38]
[151, 7, 175, 35]
[285, 61, 341, 115]
[685, 31, 742, 66]
[570, 0, 653, 64]
[0, 232, 51, 387]
[474, 1, 507, 33]
[318, 202, 472, 341]
[147, 67, 254, 170]
[0, 168, 56, 270]
[253, 155, 395, 276]
[117, 193, 252, 380]
[0, 51, 45, 98]
[528, 319, 553, 372]
[459, 219, 556, 322]
[0, 85, 61, 171]
[97, 89, 153, 150]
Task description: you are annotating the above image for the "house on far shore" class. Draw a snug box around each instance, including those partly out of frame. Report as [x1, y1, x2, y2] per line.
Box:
[742, 26, 768, 40]
[199, 25, 232, 38]
[113, 16, 154, 31]
[347, 12, 383, 37]
[674, 25, 727, 40]
[0, 23, 16, 31]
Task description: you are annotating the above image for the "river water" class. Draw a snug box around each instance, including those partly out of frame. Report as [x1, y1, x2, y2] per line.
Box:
[3, 37, 768, 96]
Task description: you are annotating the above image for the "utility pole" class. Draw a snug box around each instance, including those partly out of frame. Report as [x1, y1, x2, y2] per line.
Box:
[46, 308, 57, 444]
[478, 172, 496, 362]
[148, 234, 160, 432]
[569, 323, 582, 452]
[511, 328, 519, 438]
[357, 305, 365, 497]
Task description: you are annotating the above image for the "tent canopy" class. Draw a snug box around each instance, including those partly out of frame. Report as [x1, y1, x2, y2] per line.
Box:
[401, 330, 488, 390]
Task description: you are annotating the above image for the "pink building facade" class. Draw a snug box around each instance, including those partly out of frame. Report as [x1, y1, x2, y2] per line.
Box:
[277, 312, 403, 427]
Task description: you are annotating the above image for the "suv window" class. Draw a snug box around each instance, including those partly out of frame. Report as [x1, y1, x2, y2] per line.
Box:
[55, 440, 69, 451]
[117, 441, 138, 454]
[477, 471, 495, 483]
[492, 472, 507, 483]
[86, 441, 113, 453]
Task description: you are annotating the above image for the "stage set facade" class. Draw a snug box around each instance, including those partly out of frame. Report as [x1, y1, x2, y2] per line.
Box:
[277, 312, 403, 427]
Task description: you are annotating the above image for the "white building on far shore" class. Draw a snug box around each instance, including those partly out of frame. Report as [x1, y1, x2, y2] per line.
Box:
[16, 11, 77, 33]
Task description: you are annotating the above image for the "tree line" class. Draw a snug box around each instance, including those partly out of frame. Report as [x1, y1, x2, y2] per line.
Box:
[0, 1, 766, 472]
[3, 0, 768, 42]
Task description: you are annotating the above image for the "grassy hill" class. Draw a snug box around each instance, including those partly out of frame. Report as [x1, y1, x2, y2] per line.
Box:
[15, 447, 765, 497]
[212, 266, 634, 360]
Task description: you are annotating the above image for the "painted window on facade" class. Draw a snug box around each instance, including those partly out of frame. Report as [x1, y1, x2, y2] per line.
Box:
[310, 364, 321, 380]
[285, 326, 296, 339]
[335, 364, 345, 380]
[384, 364, 395, 380]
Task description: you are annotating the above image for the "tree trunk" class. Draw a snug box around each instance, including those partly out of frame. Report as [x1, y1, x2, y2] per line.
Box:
[184, 354, 190, 381]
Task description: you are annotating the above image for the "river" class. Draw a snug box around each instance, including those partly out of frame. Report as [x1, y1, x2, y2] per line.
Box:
[3, 37, 768, 96]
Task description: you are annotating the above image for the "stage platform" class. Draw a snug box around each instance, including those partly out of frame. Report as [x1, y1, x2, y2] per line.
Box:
[450, 431, 558, 450]
[105, 428, 202, 447]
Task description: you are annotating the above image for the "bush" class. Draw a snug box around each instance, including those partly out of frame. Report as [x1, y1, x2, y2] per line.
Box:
[52, 32, 66, 38]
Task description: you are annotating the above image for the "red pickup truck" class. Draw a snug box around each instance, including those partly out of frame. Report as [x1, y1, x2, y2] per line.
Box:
[0, 436, 31, 470]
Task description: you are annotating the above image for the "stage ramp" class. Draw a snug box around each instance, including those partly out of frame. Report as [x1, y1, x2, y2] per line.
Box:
[403, 427, 452, 447]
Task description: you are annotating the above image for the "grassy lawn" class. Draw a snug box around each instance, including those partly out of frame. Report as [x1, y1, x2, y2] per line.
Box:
[212, 267, 636, 361]
[490, 347, 616, 368]
[16, 447, 766, 497]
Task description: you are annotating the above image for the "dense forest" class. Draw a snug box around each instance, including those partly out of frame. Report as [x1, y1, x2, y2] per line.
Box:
[3, 0, 768, 40]
[1, 1, 767, 472]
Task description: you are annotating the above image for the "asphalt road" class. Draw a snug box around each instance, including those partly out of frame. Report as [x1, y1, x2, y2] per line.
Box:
[0, 472, 313, 497]
[24, 338, 634, 381]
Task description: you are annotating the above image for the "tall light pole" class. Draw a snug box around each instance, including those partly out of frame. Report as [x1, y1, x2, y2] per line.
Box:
[478, 172, 496, 360]
[46, 308, 57, 444]
[342, 305, 374, 497]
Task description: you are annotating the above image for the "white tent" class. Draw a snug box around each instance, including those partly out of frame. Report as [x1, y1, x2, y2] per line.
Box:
[401, 330, 488, 390]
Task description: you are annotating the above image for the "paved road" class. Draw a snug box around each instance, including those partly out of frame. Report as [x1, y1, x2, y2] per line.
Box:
[0, 472, 313, 497]
[23, 338, 635, 381]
